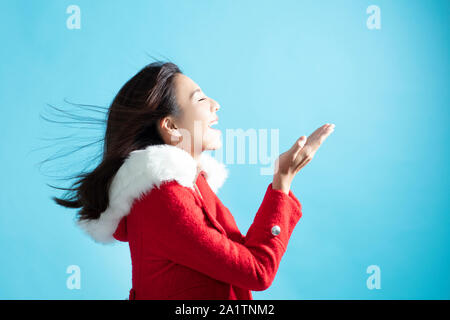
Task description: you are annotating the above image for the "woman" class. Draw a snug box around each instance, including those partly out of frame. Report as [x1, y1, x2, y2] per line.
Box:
[54, 61, 335, 300]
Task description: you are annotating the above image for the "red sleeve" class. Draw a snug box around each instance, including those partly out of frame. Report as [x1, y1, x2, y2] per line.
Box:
[139, 181, 303, 291]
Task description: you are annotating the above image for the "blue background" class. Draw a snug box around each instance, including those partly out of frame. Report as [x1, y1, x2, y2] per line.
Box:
[0, 0, 448, 299]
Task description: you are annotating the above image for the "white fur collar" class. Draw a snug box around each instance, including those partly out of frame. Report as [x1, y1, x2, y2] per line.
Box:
[77, 144, 228, 243]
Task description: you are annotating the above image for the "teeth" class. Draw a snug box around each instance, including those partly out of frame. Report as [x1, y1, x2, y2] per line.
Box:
[209, 121, 218, 127]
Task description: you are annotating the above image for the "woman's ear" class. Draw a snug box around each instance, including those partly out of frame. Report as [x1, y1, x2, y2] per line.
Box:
[162, 117, 181, 135]
[159, 117, 182, 144]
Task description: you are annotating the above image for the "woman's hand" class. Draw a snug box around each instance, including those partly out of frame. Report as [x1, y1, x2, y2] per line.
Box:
[272, 123, 335, 194]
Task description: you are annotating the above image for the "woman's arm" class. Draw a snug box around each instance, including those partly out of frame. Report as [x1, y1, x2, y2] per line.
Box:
[138, 180, 302, 291]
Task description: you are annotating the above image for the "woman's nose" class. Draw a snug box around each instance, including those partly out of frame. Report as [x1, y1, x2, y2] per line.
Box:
[211, 99, 220, 112]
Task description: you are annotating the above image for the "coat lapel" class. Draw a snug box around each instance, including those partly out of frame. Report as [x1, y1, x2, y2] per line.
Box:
[196, 172, 246, 244]
[194, 172, 227, 235]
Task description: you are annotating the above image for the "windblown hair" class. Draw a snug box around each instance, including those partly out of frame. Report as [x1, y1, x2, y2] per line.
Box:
[50, 61, 183, 220]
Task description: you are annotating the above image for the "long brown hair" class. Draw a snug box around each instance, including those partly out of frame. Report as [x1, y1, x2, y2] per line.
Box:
[48, 61, 182, 220]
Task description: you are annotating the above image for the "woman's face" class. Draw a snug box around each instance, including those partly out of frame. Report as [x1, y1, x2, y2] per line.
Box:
[167, 73, 222, 155]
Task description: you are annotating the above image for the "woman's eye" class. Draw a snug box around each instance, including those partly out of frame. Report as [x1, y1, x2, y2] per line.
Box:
[198, 97, 207, 101]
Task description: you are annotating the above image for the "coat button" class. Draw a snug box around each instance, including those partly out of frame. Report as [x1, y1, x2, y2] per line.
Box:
[271, 225, 281, 236]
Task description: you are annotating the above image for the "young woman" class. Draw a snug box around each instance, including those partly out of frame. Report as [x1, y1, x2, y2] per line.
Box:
[54, 61, 335, 300]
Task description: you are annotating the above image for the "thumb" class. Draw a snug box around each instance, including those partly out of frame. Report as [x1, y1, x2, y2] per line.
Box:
[291, 136, 307, 158]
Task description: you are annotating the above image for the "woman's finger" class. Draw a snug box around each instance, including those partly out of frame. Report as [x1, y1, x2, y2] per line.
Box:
[293, 124, 335, 171]
[307, 124, 329, 142]
[291, 136, 307, 160]
[317, 124, 334, 145]
[306, 123, 335, 151]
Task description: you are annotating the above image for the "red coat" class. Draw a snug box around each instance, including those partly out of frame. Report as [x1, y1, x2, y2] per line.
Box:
[77, 144, 303, 300]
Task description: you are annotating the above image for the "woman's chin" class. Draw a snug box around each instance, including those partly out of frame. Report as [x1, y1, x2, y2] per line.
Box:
[204, 142, 222, 151]
[204, 138, 222, 151]
[203, 129, 222, 150]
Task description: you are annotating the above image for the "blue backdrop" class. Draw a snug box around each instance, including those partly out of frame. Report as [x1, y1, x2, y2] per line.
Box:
[0, 0, 448, 299]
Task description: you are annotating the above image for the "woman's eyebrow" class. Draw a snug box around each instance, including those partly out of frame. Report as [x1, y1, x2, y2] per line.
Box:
[189, 88, 201, 100]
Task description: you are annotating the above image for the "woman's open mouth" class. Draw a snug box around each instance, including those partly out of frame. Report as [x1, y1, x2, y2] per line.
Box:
[208, 120, 219, 129]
